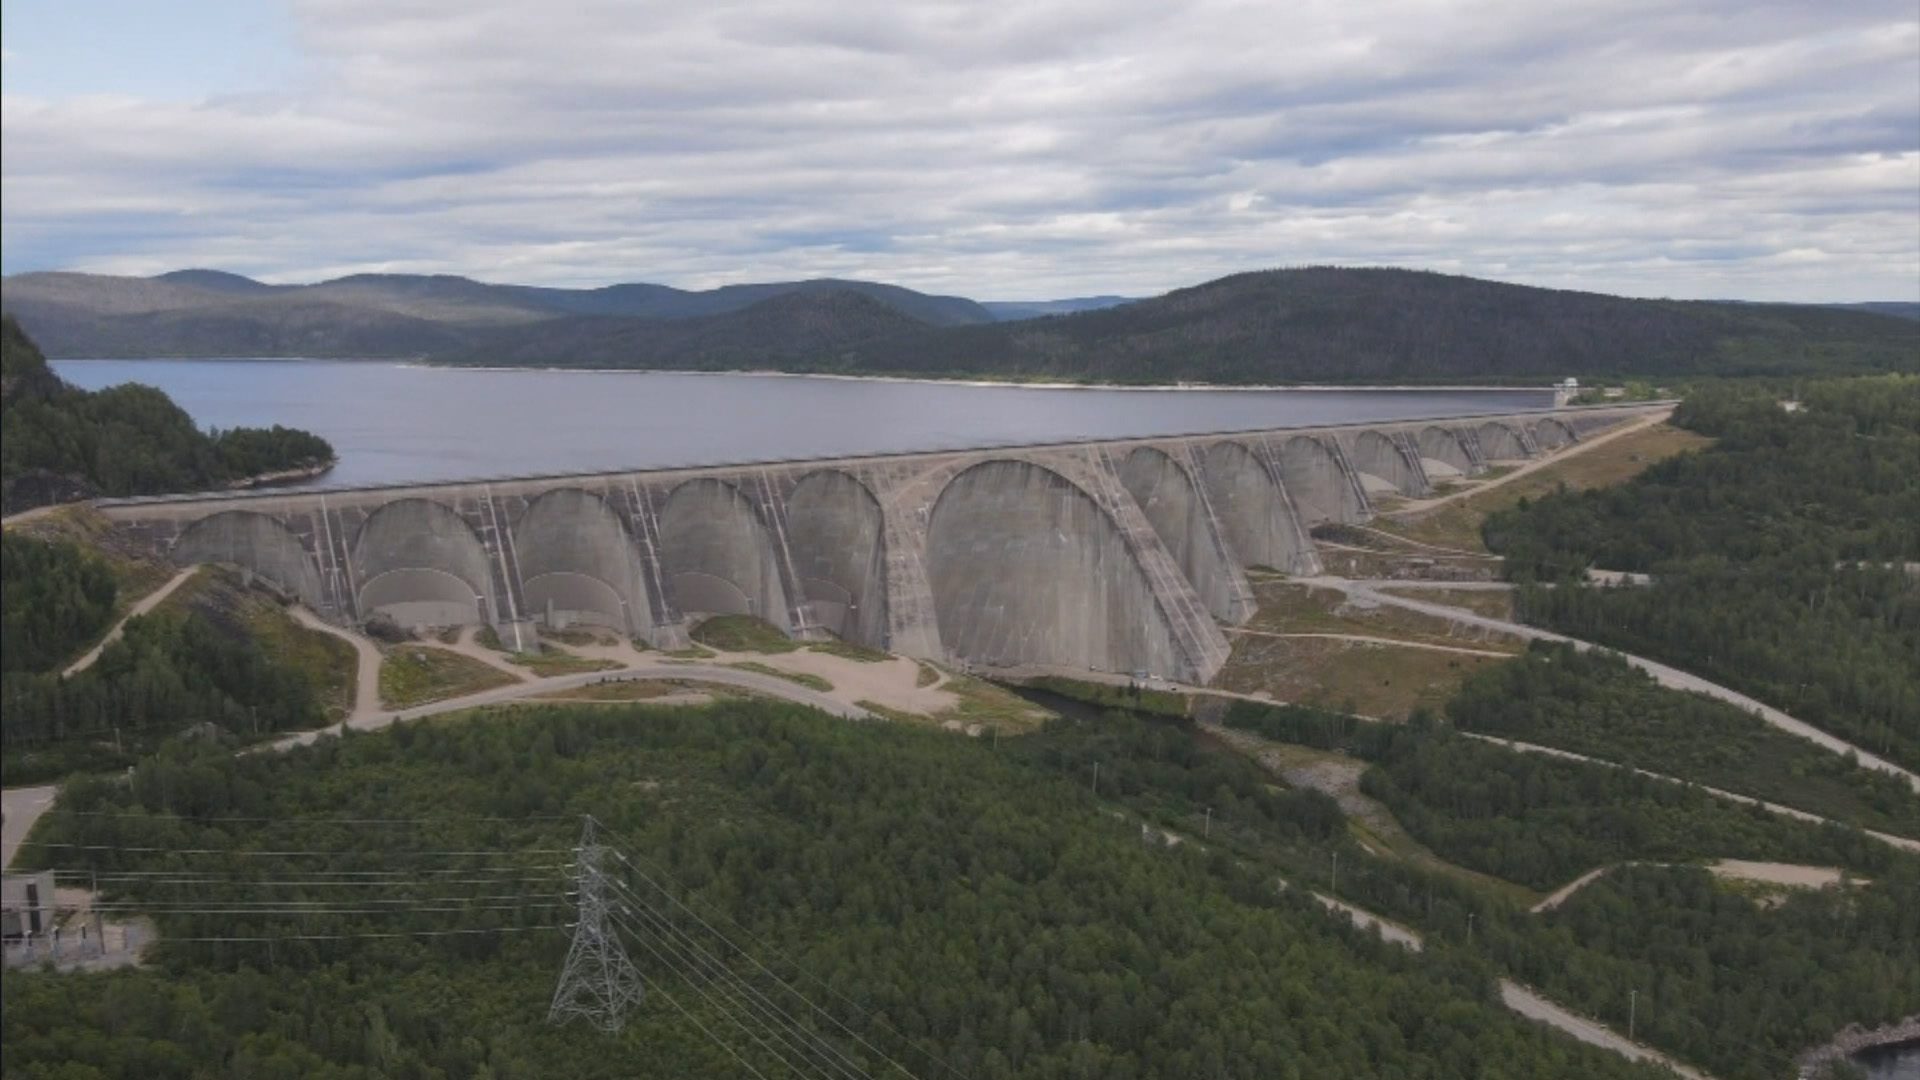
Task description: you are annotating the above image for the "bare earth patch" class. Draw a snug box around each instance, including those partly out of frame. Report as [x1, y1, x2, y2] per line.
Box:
[1212, 632, 1509, 719]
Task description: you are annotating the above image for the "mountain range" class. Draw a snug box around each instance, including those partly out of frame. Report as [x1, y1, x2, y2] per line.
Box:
[3, 266, 1914, 383]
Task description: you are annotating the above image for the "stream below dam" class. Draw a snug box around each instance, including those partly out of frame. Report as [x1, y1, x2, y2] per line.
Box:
[52, 359, 1553, 488]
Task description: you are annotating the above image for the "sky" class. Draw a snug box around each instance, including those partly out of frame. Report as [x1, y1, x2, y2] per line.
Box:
[2, 0, 1916, 301]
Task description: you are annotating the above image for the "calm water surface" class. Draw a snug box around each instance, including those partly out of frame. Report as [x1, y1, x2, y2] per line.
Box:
[1855, 1041, 1920, 1080]
[52, 359, 1554, 489]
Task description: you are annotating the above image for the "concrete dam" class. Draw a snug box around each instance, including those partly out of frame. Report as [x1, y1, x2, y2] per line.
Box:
[94, 405, 1652, 685]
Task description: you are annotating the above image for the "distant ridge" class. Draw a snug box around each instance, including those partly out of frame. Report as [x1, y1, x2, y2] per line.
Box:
[155, 269, 275, 293]
[0, 270, 993, 357]
[983, 296, 1138, 321]
[3, 265, 1914, 381]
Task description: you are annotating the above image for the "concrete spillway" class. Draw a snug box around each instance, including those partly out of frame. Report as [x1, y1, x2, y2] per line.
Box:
[93, 404, 1654, 685]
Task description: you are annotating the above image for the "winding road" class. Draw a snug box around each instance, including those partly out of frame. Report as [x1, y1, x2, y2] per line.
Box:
[60, 567, 198, 678]
[1316, 576, 1920, 793]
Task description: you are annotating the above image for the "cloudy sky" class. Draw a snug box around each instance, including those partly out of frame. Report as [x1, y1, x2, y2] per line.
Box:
[2, 0, 1916, 301]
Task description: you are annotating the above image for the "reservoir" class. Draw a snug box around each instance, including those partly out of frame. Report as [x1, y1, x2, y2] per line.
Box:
[51, 359, 1554, 489]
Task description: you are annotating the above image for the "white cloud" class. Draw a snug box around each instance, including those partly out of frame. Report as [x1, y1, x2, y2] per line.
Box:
[2, 0, 1916, 301]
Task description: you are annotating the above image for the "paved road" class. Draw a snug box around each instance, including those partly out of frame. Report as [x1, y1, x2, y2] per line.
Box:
[1531, 865, 1621, 913]
[1463, 732, 1920, 854]
[1285, 873, 1714, 1078]
[1500, 981, 1711, 1080]
[288, 607, 383, 719]
[1364, 580, 1518, 592]
[1321, 577, 1920, 793]
[1222, 626, 1518, 658]
[61, 567, 198, 677]
[267, 663, 872, 751]
[1388, 408, 1675, 515]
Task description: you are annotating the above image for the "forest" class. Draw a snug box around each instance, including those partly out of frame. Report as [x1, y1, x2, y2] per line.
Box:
[1354, 723, 1899, 889]
[453, 267, 1920, 383]
[1444, 643, 1920, 835]
[1484, 375, 1920, 771]
[0, 316, 335, 513]
[0, 533, 118, 674]
[6, 694, 1912, 1080]
[14, 265, 1915, 382]
[1217, 702, 1920, 1080]
[2, 702, 1674, 1080]
[0, 548, 338, 785]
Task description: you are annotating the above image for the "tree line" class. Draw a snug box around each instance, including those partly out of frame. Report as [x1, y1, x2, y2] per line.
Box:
[1483, 375, 1920, 770]
[4, 702, 1670, 1080]
[1, 316, 334, 513]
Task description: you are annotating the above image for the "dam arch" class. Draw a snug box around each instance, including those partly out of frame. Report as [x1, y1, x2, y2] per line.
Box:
[1348, 430, 1424, 496]
[784, 469, 889, 647]
[351, 498, 496, 628]
[924, 459, 1188, 678]
[1199, 441, 1315, 574]
[1117, 447, 1247, 623]
[1416, 426, 1477, 478]
[171, 511, 325, 610]
[1477, 421, 1531, 461]
[658, 478, 792, 632]
[511, 487, 652, 635]
[1277, 435, 1366, 525]
[1533, 417, 1577, 450]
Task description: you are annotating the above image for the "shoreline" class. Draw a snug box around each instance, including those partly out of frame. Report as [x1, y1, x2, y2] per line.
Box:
[49, 356, 1561, 395]
[225, 459, 337, 491]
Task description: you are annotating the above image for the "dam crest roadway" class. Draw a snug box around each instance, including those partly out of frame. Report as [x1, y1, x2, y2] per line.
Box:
[94, 403, 1657, 685]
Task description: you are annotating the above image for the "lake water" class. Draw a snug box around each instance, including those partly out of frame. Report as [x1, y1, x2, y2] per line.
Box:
[1855, 1041, 1920, 1080]
[51, 359, 1554, 489]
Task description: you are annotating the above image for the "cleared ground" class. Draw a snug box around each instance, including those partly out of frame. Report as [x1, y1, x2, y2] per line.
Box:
[1205, 722, 1541, 907]
[1244, 579, 1523, 651]
[1212, 633, 1509, 719]
[378, 646, 519, 709]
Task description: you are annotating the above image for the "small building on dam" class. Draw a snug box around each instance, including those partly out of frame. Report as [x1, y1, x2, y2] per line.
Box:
[93, 406, 1646, 685]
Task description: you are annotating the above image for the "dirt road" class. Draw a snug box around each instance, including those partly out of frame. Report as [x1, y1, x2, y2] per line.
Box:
[61, 567, 198, 677]
[1320, 577, 1920, 793]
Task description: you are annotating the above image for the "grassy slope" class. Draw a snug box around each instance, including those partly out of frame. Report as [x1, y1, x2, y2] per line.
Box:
[154, 566, 357, 720]
[378, 646, 517, 708]
[1375, 422, 1714, 553]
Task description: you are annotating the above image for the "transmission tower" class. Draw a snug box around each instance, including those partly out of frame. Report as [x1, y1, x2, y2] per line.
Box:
[548, 816, 647, 1033]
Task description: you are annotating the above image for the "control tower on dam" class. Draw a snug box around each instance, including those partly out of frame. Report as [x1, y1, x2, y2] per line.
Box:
[93, 404, 1654, 686]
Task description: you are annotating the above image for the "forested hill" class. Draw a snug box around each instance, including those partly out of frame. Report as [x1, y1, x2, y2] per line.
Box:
[0, 317, 335, 514]
[805, 268, 1919, 383]
[7, 265, 1914, 382]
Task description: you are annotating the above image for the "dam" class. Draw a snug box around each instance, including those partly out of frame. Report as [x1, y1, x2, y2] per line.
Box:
[93, 404, 1654, 684]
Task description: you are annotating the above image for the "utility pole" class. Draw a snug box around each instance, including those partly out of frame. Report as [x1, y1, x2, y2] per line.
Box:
[1091, 762, 1100, 796]
[549, 816, 647, 1033]
[1466, 912, 1475, 944]
[1629, 988, 1638, 1042]
[1331, 851, 1339, 897]
[1204, 807, 1212, 838]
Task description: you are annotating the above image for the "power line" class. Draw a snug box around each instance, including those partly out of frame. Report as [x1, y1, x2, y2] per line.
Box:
[41, 889, 568, 905]
[147, 925, 570, 943]
[604, 879, 869, 1080]
[606, 904, 828, 1078]
[51, 871, 568, 887]
[596, 822, 946, 1080]
[46, 810, 578, 824]
[27, 898, 573, 916]
[19, 841, 571, 856]
[546, 817, 647, 1034]
[624, 964, 775, 1080]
